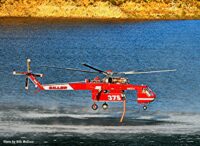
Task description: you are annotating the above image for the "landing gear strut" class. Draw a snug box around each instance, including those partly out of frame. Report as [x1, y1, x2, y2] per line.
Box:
[91, 103, 98, 110]
[102, 102, 108, 110]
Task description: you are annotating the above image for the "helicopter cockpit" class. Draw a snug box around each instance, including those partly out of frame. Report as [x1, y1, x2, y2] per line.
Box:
[142, 87, 154, 97]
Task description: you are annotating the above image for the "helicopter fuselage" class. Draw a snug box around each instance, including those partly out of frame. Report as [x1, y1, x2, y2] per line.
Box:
[29, 74, 156, 104]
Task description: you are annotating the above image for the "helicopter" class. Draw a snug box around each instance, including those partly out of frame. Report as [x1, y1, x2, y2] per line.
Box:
[13, 58, 176, 122]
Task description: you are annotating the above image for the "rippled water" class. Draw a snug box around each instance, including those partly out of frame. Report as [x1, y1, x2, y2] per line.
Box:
[0, 18, 200, 145]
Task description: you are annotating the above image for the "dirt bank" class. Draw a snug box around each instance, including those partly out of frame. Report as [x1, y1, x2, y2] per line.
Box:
[0, 0, 199, 19]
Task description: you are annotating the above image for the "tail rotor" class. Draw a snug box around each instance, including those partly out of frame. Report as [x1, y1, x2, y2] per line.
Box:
[13, 58, 43, 91]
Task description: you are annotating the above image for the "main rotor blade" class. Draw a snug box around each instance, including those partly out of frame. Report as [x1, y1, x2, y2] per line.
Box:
[82, 63, 107, 75]
[40, 66, 99, 73]
[119, 69, 176, 75]
[25, 76, 29, 90]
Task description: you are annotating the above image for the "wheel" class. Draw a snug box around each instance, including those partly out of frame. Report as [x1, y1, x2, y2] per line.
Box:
[91, 103, 98, 110]
[102, 102, 108, 110]
[143, 105, 147, 110]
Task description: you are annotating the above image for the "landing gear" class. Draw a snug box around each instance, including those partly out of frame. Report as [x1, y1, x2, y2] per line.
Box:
[102, 102, 108, 110]
[143, 105, 147, 110]
[91, 103, 98, 110]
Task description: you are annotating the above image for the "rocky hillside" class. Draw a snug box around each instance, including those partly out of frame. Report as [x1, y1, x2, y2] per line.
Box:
[0, 0, 199, 19]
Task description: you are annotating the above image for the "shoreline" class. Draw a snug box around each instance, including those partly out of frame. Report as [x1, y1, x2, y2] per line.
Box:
[0, 16, 199, 24]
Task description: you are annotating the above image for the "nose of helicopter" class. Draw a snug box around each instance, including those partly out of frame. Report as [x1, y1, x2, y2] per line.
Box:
[146, 87, 156, 102]
[137, 86, 156, 104]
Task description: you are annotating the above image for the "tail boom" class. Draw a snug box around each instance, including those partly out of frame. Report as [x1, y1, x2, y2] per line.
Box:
[28, 74, 44, 90]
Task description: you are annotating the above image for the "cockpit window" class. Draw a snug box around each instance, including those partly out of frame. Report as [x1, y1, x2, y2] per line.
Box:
[142, 88, 153, 97]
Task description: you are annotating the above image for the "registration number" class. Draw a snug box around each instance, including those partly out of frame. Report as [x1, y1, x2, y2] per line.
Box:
[108, 95, 121, 101]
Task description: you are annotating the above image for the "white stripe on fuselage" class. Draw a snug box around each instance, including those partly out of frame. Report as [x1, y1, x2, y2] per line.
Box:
[43, 84, 73, 90]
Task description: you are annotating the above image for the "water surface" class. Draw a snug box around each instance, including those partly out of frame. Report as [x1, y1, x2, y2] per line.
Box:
[0, 18, 200, 145]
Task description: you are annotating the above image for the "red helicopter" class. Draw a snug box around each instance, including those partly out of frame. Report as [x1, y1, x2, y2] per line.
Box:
[13, 59, 176, 122]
